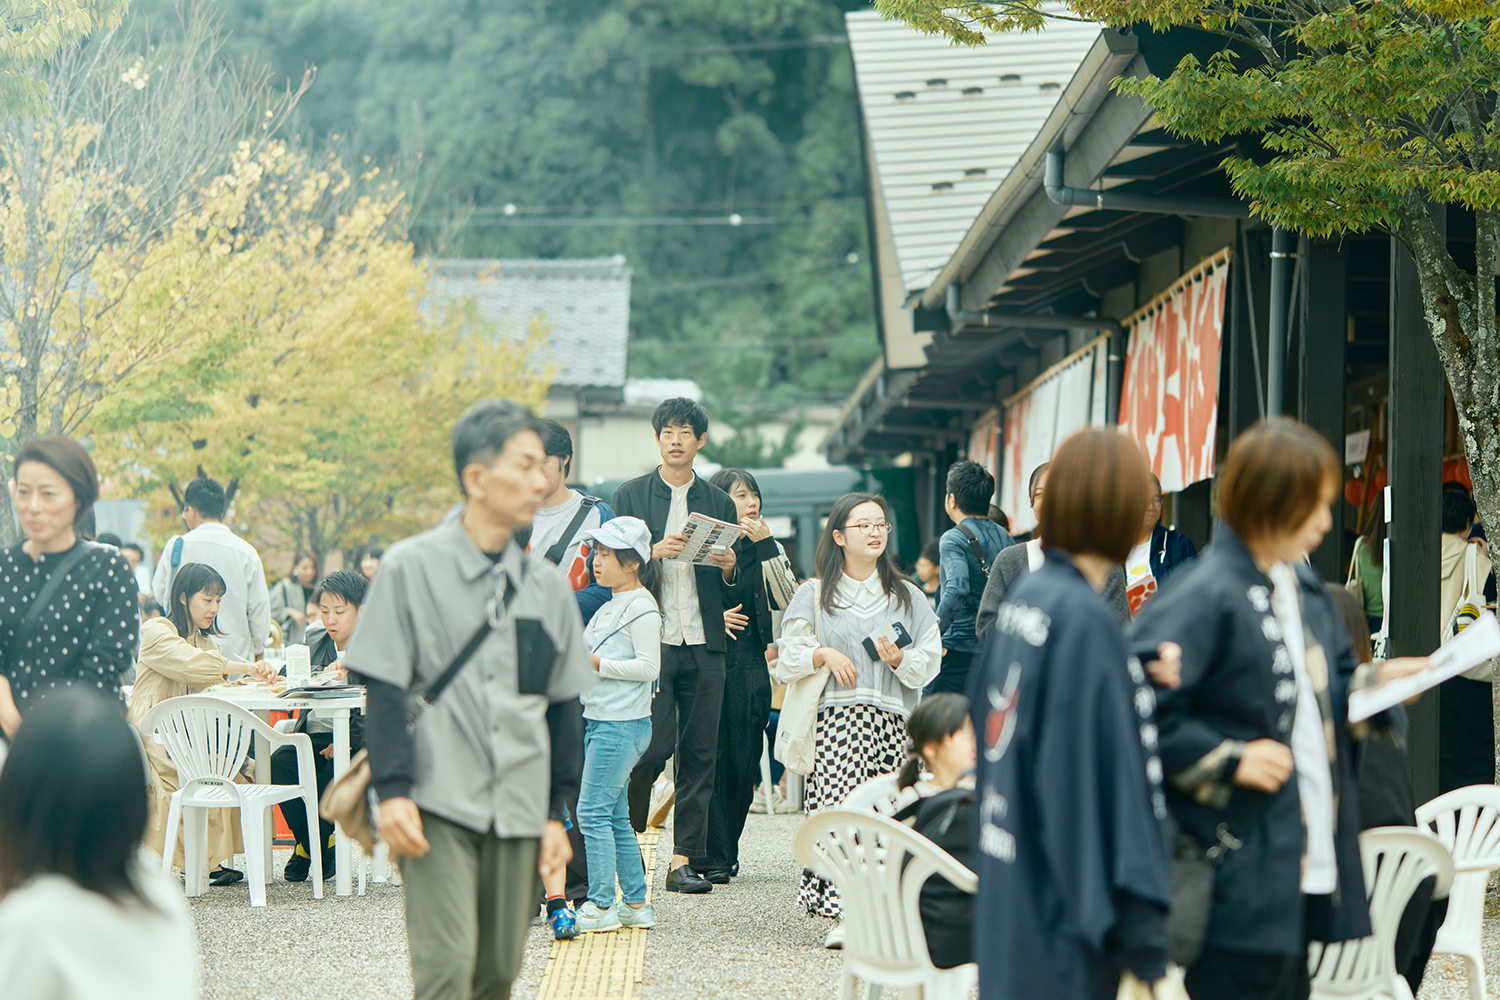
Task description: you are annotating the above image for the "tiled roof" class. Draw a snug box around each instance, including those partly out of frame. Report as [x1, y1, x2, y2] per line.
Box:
[846, 9, 1101, 293]
[427, 257, 632, 387]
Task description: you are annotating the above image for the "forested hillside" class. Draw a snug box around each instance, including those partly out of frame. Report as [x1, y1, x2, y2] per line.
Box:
[130, 0, 878, 418]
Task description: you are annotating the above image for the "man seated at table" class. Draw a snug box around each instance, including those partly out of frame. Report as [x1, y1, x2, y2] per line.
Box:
[271, 569, 368, 882]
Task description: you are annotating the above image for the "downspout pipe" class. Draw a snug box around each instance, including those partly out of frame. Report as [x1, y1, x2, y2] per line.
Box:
[1045, 150, 1250, 219]
[945, 283, 1122, 335]
[1266, 226, 1292, 415]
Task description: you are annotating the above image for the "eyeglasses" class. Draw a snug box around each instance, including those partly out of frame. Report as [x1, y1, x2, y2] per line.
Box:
[843, 521, 893, 535]
[1148, 495, 1163, 505]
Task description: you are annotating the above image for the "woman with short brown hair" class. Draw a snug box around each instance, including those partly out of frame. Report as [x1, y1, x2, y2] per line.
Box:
[971, 428, 1173, 1000]
[1132, 417, 1427, 1000]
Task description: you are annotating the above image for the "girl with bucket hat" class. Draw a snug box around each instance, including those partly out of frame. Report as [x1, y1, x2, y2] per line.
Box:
[570, 516, 665, 933]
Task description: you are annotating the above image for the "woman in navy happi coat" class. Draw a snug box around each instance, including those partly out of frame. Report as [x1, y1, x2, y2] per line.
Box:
[971, 429, 1171, 1000]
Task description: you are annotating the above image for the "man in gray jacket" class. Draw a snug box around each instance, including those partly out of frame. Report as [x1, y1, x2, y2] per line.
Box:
[975, 462, 1130, 639]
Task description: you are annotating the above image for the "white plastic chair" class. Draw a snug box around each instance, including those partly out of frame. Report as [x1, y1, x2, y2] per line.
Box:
[841, 772, 903, 816]
[1414, 785, 1500, 1000]
[144, 695, 324, 907]
[795, 808, 977, 1000]
[1308, 827, 1455, 1000]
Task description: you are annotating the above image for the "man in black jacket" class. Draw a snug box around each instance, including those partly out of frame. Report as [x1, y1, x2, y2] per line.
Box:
[613, 397, 739, 894]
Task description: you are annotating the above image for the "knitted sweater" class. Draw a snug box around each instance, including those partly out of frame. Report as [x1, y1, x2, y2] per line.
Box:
[777, 573, 940, 719]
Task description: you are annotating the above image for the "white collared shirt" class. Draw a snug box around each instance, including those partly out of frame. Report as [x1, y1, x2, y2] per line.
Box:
[659, 473, 706, 646]
[1268, 562, 1338, 895]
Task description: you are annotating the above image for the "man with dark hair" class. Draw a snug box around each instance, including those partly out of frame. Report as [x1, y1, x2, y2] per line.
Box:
[530, 418, 615, 624]
[349, 398, 595, 1000]
[152, 476, 269, 662]
[273, 568, 371, 882]
[612, 396, 739, 894]
[1438, 483, 1497, 793]
[1123, 473, 1199, 617]
[932, 460, 1013, 694]
[118, 541, 152, 594]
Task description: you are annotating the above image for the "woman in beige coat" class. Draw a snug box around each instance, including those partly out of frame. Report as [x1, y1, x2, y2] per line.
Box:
[128, 563, 273, 885]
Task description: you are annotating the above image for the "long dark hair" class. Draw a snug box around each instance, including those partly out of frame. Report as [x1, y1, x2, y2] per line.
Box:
[607, 548, 662, 608]
[898, 693, 971, 789]
[815, 492, 913, 618]
[0, 690, 153, 907]
[1359, 507, 1385, 568]
[169, 562, 227, 639]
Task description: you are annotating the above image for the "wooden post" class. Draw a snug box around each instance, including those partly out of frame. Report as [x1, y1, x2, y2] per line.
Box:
[1299, 239, 1348, 582]
[1389, 224, 1446, 805]
[1229, 225, 1268, 441]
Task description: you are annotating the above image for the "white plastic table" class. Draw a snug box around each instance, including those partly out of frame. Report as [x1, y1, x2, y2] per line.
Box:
[202, 684, 365, 897]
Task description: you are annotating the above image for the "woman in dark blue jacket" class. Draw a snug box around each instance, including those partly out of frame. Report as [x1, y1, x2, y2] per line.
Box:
[972, 428, 1171, 1000]
[1131, 418, 1427, 1000]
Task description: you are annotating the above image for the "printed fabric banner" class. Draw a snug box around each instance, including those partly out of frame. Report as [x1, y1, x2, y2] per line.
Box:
[999, 335, 1108, 535]
[1117, 251, 1232, 494]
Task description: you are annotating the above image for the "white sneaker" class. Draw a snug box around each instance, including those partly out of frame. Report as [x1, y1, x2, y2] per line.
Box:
[824, 923, 845, 949]
[575, 901, 622, 933]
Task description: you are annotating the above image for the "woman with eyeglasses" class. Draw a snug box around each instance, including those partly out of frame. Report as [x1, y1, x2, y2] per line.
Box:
[775, 491, 940, 945]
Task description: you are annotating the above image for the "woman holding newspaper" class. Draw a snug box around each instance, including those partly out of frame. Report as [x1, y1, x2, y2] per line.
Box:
[1130, 418, 1430, 1000]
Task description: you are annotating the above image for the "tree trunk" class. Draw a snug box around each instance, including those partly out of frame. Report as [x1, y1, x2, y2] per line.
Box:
[1402, 202, 1500, 782]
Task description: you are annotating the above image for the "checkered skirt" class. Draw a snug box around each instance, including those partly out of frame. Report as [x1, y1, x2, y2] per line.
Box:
[797, 702, 909, 918]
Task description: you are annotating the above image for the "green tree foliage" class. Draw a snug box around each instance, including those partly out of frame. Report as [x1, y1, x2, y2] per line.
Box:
[878, 0, 1500, 535]
[128, 0, 879, 430]
[0, 0, 128, 117]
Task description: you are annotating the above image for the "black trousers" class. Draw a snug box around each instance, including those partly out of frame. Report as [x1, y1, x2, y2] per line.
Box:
[270, 734, 335, 856]
[1185, 947, 1309, 1000]
[627, 643, 725, 858]
[1438, 675, 1494, 793]
[691, 637, 772, 872]
[928, 648, 974, 695]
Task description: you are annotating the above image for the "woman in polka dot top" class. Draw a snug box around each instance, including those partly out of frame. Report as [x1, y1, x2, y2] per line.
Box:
[0, 437, 137, 736]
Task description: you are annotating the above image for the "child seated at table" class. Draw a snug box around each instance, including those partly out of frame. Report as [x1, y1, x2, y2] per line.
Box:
[128, 563, 271, 887]
[891, 692, 976, 970]
[271, 569, 368, 882]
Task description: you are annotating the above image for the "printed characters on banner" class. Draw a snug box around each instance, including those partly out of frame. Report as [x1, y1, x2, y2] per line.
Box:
[1117, 251, 1232, 494]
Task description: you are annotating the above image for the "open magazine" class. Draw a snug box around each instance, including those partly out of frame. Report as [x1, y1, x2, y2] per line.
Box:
[668, 512, 745, 565]
[1348, 612, 1500, 722]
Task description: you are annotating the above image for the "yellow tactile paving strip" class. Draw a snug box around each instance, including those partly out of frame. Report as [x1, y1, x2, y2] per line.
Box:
[536, 828, 661, 1000]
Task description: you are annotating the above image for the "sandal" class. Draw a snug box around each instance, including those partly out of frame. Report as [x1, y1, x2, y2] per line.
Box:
[209, 866, 244, 886]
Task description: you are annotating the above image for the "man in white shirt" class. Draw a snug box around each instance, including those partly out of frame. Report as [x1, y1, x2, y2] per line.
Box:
[611, 398, 739, 895]
[151, 477, 270, 662]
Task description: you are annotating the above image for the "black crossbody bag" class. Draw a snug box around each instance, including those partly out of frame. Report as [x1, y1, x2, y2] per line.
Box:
[321, 558, 526, 854]
[955, 521, 991, 579]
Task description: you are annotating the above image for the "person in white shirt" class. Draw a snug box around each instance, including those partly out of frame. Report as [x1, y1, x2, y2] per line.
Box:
[0, 690, 199, 1000]
[151, 477, 270, 663]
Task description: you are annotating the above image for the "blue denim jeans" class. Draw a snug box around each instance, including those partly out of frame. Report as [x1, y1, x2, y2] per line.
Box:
[578, 717, 653, 909]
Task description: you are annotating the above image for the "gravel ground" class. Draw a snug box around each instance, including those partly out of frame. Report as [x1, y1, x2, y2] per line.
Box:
[1416, 873, 1498, 1000]
[189, 810, 843, 1000]
[191, 815, 1495, 1000]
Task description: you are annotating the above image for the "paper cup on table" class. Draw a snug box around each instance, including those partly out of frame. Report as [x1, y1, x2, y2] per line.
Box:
[285, 644, 312, 684]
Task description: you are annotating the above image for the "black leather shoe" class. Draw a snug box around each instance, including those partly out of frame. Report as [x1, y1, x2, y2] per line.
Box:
[700, 867, 731, 885]
[209, 866, 244, 886]
[729, 862, 740, 878]
[665, 864, 713, 894]
[283, 853, 311, 883]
